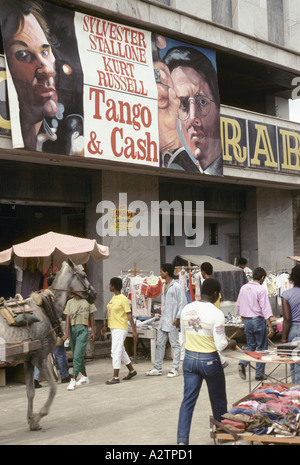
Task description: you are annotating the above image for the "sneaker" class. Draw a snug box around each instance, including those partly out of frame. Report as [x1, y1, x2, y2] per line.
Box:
[145, 368, 162, 376]
[167, 369, 179, 378]
[106, 377, 120, 385]
[67, 378, 76, 391]
[238, 364, 246, 380]
[123, 370, 137, 380]
[76, 375, 89, 387]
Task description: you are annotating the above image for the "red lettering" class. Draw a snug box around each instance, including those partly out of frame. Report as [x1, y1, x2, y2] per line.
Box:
[111, 127, 123, 157]
[111, 127, 158, 163]
[89, 87, 105, 119]
[145, 132, 158, 163]
[124, 136, 136, 159]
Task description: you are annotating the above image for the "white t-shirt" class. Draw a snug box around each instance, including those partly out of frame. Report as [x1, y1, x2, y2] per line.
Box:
[180, 301, 227, 353]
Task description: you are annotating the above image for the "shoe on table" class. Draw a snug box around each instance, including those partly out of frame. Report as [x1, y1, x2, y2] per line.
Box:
[238, 364, 246, 380]
[67, 378, 77, 391]
[145, 368, 162, 376]
[123, 370, 137, 380]
[76, 375, 89, 386]
[106, 377, 120, 385]
[167, 369, 179, 378]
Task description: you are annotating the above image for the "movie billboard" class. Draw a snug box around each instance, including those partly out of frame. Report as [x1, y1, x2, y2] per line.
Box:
[0, 0, 222, 176]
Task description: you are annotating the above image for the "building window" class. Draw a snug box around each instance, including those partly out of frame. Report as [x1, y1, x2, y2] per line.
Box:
[267, 0, 284, 46]
[153, 0, 171, 5]
[211, 0, 232, 28]
[209, 223, 218, 245]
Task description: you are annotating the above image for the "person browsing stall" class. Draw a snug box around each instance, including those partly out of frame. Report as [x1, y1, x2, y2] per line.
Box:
[101, 277, 137, 385]
[236, 267, 274, 381]
[281, 264, 300, 384]
[146, 263, 187, 378]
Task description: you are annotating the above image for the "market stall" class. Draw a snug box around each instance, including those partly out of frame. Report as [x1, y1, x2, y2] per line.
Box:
[211, 346, 300, 445]
[121, 263, 163, 362]
[211, 382, 300, 445]
[173, 255, 247, 301]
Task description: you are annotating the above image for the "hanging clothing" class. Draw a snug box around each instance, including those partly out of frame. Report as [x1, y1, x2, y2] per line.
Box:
[193, 271, 202, 301]
[129, 276, 152, 317]
[21, 269, 43, 298]
[188, 271, 195, 302]
[141, 275, 163, 298]
[276, 272, 292, 296]
[178, 269, 188, 292]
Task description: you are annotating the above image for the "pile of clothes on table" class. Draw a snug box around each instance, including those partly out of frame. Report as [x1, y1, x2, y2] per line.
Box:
[220, 384, 300, 437]
[224, 313, 243, 325]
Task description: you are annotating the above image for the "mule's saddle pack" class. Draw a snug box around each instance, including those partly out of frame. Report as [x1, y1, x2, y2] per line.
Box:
[0, 290, 62, 337]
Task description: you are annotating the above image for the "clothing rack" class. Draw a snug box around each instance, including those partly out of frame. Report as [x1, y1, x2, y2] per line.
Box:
[175, 261, 201, 302]
[121, 263, 155, 364]
[174, 261, 199, 272]
[121, 262, 151, 277]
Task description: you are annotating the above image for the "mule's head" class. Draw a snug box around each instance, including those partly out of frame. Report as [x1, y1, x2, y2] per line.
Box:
[67, 259, 97, 304]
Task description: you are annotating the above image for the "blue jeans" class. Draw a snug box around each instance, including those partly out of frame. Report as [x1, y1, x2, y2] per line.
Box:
[240, 317, 268, 377]
[177, 350, 227, 444]
[154, 327, 181, 371]
[288, 324, 300, 384]
[53, 344, 70, 380]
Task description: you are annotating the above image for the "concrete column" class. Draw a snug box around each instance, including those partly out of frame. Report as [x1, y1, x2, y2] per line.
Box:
[85, 170, 105, 321]
[292, 194, 300, 256]
[100, 170, 161, 314]
[256, 187, 294, 271]
[266, 95, 290, 119]
[240, 189, 258, 270]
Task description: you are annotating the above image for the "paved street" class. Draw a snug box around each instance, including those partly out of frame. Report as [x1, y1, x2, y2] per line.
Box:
[0, 352, 290, 447]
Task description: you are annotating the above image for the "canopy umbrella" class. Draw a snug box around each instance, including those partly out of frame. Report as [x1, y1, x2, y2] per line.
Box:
[288, 256, 300, 263]
[0, 231, 110, 268]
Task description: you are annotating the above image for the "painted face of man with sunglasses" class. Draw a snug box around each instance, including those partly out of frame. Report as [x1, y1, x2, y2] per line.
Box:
[5, 12, 58, 150]
[171, 65, 222, 173]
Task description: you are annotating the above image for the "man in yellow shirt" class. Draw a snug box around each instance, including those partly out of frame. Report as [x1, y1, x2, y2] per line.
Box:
[101, 277, 138, 385]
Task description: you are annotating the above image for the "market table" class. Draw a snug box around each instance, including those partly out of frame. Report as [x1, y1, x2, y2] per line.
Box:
[225, 323, 244, 340]
[211, 349, 300, 445]
[225, 350, 294, 392]
[225, 318, 280, 341]
[127, 327, 157, 364]
[210, 415, 300, 445]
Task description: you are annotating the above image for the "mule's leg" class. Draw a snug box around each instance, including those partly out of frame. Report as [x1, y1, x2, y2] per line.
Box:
[29, 357, 57, 430]
[24, 362, 38, 430]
